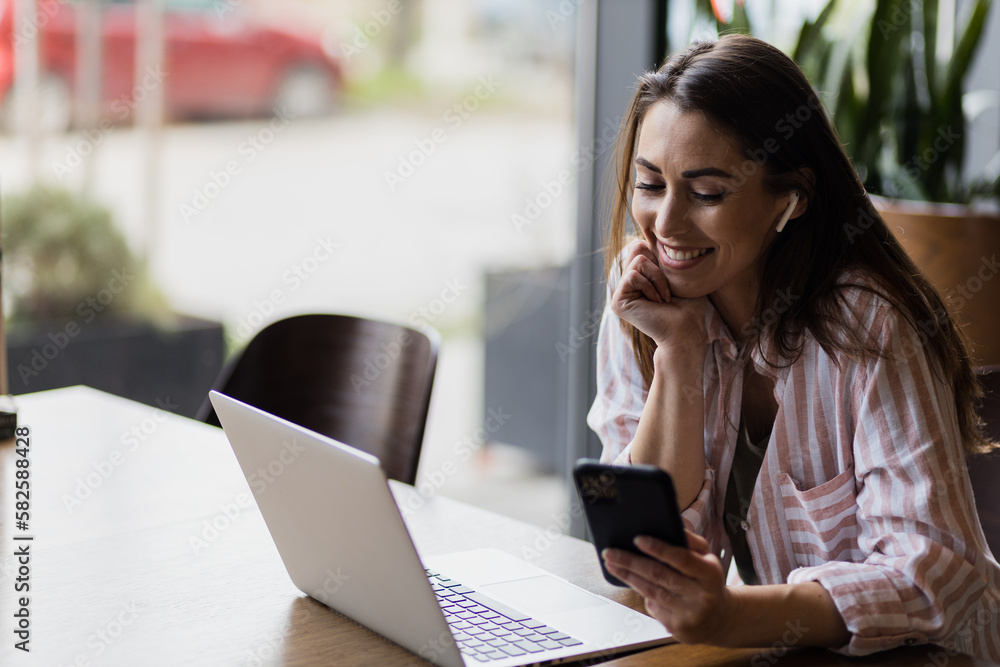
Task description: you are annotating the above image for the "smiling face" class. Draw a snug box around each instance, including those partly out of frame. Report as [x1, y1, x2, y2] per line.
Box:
[632, 100, 793, 323]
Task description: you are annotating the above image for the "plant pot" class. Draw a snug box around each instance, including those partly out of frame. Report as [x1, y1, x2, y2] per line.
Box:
[7, 314, 224, 419]
[876, 198, 1000, 367]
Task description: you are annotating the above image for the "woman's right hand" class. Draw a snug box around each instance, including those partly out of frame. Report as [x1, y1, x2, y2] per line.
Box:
[610, 239, 708, 356]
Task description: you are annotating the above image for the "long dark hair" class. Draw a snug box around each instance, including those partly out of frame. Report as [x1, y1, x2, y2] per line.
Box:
[605, 34, 993, 454]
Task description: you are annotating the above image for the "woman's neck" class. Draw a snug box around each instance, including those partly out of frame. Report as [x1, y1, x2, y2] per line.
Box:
[710, 281, 759, 345]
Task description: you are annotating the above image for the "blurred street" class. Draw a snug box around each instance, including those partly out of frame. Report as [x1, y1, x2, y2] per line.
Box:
[0, 102, 577, 526]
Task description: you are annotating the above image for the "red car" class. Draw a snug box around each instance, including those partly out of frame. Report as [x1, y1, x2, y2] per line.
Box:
[0, 0, 343, 131]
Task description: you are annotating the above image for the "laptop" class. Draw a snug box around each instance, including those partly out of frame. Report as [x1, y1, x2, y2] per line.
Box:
[209, 391, 672, 666]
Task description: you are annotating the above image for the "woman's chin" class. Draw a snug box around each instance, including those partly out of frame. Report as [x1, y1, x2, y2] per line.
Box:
[668, 284, 709, 300]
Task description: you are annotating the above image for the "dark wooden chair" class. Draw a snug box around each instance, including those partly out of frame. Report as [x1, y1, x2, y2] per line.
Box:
[197, 314, 439, 485]
[969, 365, 1000, 556]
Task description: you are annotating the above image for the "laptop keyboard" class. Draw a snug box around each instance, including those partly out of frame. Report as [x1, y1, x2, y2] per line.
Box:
[426, 568, 584, 663]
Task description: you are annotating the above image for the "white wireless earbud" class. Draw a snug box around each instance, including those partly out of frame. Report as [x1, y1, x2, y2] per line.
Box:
[775, 191, 800, 233]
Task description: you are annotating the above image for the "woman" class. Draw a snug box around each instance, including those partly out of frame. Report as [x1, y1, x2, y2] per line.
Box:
[587, 34, 1000, 659]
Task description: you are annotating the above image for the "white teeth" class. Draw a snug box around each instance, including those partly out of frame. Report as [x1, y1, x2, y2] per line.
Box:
[665, 247, 710, 261]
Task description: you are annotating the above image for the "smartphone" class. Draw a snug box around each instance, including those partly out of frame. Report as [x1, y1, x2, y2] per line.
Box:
[573, 459, 688, 587]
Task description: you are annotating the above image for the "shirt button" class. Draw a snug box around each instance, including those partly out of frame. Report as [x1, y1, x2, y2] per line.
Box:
[904, 638, 918, 645]
[740, 520, 750, 531]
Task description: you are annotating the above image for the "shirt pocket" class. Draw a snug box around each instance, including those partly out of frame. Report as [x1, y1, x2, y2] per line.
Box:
[778, 467, 862, 568]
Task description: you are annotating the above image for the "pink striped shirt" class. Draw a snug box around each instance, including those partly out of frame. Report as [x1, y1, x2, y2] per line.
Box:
[587, 281, 1000, 659]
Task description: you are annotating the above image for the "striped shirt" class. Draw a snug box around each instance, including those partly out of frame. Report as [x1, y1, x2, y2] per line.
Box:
[587, 280, 1000, 659]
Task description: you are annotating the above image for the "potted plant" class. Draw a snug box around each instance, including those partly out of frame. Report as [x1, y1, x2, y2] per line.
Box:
[800, 0, 999, 365]
[706, 0, 1000, 364]
[2, 185, 224, 417]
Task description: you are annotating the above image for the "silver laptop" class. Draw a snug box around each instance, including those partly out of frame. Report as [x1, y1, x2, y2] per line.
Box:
[209, 391, 672, 667]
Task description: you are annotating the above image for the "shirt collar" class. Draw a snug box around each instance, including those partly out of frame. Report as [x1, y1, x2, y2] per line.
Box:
[704, 300, 739, 358]
[704, 299, 787, 381]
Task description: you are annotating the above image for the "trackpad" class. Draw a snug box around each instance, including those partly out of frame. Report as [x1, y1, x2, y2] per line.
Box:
[482, 575, 609, 616]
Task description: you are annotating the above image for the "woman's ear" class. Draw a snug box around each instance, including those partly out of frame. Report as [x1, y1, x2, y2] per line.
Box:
[790, 167, 815, 218]
[775, 192, 799, 233]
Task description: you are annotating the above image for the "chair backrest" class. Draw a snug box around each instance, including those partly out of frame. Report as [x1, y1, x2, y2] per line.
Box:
[969, 366, 1000, 556]
[197, 314, 439, 485]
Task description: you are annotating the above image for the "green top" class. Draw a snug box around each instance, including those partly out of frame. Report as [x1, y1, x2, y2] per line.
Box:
[723, 417, 769, 586]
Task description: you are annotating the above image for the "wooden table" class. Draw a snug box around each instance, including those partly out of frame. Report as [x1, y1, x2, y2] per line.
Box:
[0, 387, 993, 666]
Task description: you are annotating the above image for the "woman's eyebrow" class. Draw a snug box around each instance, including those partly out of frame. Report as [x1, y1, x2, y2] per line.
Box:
[634, 157, 661, 173]
[681, 167, 734, 179]
[634, 157, 733, 180]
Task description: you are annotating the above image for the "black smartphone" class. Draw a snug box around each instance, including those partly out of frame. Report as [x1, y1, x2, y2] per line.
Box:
[573, 459, 688, 587]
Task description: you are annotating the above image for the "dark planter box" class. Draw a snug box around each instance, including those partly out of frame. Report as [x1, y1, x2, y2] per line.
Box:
[7, 315, 224, 419]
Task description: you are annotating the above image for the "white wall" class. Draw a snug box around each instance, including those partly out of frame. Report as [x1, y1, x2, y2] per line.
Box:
[965, 0, 1000, 199]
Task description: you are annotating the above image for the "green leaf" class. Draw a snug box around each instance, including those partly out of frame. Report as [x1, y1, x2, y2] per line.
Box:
[863, 0, 911, 170]
[793, 0, 839, 64]
[943, 0, 991, 106]
[725, 3, 753, 35]
[922, 0, 940, 101]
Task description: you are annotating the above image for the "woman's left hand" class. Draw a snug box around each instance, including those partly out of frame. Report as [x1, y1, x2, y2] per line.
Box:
[603, 530, 733, 645]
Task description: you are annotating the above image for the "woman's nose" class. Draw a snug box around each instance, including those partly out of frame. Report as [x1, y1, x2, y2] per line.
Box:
[654, 194, 687, 238]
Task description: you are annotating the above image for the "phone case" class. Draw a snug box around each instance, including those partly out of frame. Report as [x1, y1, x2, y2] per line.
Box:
[573, 460, 688, 586]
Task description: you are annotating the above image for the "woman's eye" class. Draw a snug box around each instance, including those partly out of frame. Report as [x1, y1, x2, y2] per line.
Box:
[635, 182, 663, 191]
[692, 192, 726, 202]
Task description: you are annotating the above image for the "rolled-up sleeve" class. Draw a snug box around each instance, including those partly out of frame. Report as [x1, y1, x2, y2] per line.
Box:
[787, 307, 995, 656]
[679, 467, 716, 535]
[586, 302, 720, 536]
[586, 304, 648, 465]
